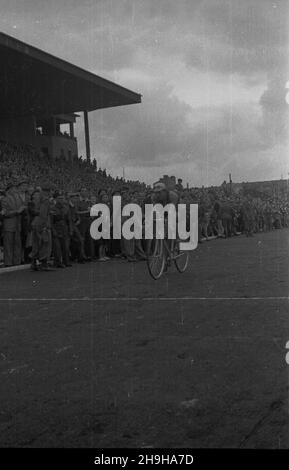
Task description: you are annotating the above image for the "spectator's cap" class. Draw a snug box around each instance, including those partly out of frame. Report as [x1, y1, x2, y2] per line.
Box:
[153, 182, 166, 192]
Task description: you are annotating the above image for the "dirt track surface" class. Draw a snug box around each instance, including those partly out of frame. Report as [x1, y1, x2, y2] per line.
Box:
[0, 230, 288, 448]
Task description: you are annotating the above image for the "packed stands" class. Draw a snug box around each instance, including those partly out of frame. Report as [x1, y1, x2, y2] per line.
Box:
[0, 140, 288, 268]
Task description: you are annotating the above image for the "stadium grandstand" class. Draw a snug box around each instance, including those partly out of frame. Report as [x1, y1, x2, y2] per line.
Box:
[0, 31, 141, 161]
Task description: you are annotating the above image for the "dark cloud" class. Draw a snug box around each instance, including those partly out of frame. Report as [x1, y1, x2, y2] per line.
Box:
[4, 0, 287, 78]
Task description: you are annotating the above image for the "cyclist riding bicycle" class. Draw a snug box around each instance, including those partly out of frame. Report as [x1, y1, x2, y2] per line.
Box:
[146, 182, 189, 279]
[150, 181, 180, 263]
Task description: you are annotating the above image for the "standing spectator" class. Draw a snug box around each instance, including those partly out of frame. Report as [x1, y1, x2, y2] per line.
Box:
[264, 203, 273, 232]
[30, 185, 53, 271]
[241, 197, 254, 237]
[175, 178, 183, 192]
[220, 200, 233, 238]
[97, 191, 111, 261]
[68, 193, 86, 263]
[213, 201, 225, 238]
[109, 189, 122, 257]
[17, 179, 30, 262]
[77, 187, 92, 260]
[1, 182, 23, 266]
[51, 191, 72, 268]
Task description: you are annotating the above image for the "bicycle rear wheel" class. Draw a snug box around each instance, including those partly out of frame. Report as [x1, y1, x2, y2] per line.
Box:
[174, 241, 189, 273]
[147, 238, 165, 279]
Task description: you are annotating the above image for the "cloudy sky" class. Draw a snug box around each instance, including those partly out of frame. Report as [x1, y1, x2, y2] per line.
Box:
[1, 0, 289, 185]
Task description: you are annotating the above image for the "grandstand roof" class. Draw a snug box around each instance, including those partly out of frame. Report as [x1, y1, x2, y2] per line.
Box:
[0, 32, 142, 118]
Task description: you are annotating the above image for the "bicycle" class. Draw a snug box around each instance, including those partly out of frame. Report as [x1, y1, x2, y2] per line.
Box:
[146, 236, 189, 280]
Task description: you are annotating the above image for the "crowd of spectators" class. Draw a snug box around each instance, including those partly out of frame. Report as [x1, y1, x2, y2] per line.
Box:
[0, 140, 288, 269]
[184, 184, 288, 240]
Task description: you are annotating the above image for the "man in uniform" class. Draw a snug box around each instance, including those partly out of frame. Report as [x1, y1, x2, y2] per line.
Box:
[17, 179, 30, 262]
[241, 196, 254, 237]
[1, 182, 24, 266]
[77, 187, 92, 260]
[51, 191, 72, 268]
[30, 184, 53, 271]
[68, 192, 86, 263]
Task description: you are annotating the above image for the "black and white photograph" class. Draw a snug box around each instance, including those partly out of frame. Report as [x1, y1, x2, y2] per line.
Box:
[0, 0, 288, 458]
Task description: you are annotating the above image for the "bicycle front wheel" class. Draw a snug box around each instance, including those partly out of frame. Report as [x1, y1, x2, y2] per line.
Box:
[174, 242, 189, 273]
[147, 238, 165, 280]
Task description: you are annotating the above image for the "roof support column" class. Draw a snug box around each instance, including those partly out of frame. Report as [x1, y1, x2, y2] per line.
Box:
[83, 110, 91, 162]
[69, 122, 74, 139]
